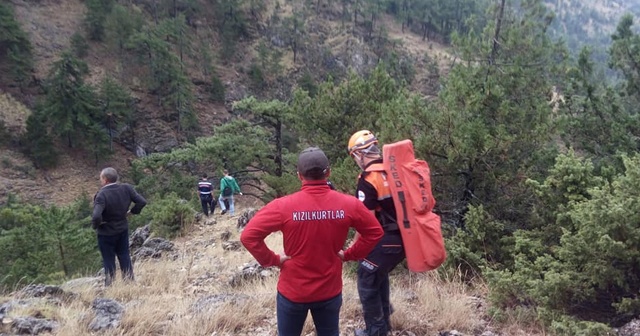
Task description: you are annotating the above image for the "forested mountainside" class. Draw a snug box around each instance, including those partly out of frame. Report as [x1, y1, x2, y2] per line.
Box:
[545, 0, 640, 66]
[3, 0, 640, 335]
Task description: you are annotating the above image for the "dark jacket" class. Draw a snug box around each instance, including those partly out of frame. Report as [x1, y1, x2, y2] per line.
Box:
[92, 183, 147, 236]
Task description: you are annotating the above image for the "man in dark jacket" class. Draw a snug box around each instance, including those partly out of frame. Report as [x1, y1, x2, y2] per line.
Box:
[241, 147, 383, 336]
[92, 167, 147, 286]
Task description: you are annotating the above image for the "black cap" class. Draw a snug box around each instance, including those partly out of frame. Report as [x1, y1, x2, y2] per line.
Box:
[297, 147, 329, 177]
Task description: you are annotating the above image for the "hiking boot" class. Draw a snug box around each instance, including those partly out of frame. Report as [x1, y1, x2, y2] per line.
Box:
[221, 210, 227, 215]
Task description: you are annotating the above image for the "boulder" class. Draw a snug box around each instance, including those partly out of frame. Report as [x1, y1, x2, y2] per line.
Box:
[88, 298, 124, 332]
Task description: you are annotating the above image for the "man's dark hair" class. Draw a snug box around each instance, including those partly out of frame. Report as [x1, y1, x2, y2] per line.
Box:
[101, 167, 118, 183]
[202, 173, 208, 179]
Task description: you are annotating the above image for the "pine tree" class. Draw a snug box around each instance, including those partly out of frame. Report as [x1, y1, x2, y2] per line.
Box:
[0, 2, 33, 87]
[99, 77, 135, 151]
[85, 0, 115, 41]
[22, 110, 58, 169]
[42, 51, 105, 159]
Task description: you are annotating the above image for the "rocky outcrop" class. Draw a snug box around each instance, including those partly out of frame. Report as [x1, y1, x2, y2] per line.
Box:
[129, 225, 176, 261]
[619, 318, 640, 336]
[88, 298, 125, 332]
[229, 261, 276, 287]
[237, 208, 258, 230]
[1, 300, 59, 335]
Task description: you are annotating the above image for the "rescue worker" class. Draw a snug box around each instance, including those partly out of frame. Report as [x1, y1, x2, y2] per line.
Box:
[240, 147, 383, 336]
[348, 130, 406, 336]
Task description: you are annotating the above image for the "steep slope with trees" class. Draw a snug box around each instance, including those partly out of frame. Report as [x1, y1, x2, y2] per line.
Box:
[3, 0, 640, 334]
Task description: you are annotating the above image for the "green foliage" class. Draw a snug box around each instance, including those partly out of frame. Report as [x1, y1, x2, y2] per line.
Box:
[248, 63, 266, 92]
[38, 51, 113, 164]
[98, 77, 135, 145]
[0, 197, 100, 287]
[291, 64, 402, 161]
[609, 14, 640, 109]
[131, 192, 194, 238]
[281, 13, 305, 63]
[209, 73, 226, 103]
[127, 20, 197, 134]
[0, 120, 8, 146]
[215, 0, 249, 61]
[85, 0, 115, 41]
[254, 40, 284, 83]
[105, 4, 144, 51]
[297, 71, 317, 97]
[487, 154, 640, 330]
[401, 1, 567, 280]
[560, 48, 638, 160]
[70, 32, 89, 58]
[0, 2, 33, 86]
[386, 0, 482, 41]
[21, 109, 58, 169]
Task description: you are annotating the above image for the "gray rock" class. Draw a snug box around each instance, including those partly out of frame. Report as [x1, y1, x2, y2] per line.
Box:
[222, 241, 241, 251]
[88, 298, 124, 331]
[129, 224, 151, 249]
[17, 284, 63, 299]
[220, 230, 231, 241]
[132, 246, 162, 260]
[143, 237, 174, 251]
[11, 317, 58, 335]
[619, 318, 640, 336]
[237, 208, 258, 230]
[439, 331, 463, 336]
[191, 293, 250, 314]
[229, 261, 274, 287]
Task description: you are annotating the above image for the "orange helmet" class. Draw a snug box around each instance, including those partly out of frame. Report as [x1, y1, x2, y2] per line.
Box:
[348, 130, 378, 155]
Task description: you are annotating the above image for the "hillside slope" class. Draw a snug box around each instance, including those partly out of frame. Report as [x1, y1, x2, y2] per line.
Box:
[0, 0, 450, 206]
[0, 211, 543, 336]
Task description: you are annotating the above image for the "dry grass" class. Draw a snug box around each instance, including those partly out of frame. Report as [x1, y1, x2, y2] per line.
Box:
[2, 210, 550, 336]
[0, 92, 31, 132]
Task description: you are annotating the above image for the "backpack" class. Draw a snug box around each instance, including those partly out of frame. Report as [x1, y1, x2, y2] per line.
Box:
[222, 186, 232, 197]
[382, 139, 446, 272]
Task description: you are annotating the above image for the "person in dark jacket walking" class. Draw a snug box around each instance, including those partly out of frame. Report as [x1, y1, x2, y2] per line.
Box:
[348, 130, 406, 336]
[198, 174, 215, 216]
[241, 147, 383, 336]
[92, 167, 147, 286]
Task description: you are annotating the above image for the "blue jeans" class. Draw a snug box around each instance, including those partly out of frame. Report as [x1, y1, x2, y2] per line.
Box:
[97, 230, 134, 286]
[218, 194, 235, 215]
[276, 292, 342, 336]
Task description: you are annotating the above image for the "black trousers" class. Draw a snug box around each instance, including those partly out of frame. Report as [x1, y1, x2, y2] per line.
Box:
[97, 230, 133, 286]
[200, 194, 215, 216]
[357, 232, 405, 335]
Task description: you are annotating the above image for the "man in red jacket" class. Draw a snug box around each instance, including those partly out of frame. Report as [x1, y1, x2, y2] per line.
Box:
[241, 147, 383, 336]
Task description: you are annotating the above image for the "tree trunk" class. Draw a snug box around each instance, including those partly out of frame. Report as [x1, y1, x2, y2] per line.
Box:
[275, 119, 282, 177]
[58, 240, 69, 276]
[489, 0, 506, 66]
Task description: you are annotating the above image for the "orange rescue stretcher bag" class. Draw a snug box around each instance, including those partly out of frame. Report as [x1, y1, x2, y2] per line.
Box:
[383, 139, 446, 272]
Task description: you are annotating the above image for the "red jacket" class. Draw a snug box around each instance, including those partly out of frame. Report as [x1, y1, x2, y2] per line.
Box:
[240, 181, 383, 303]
